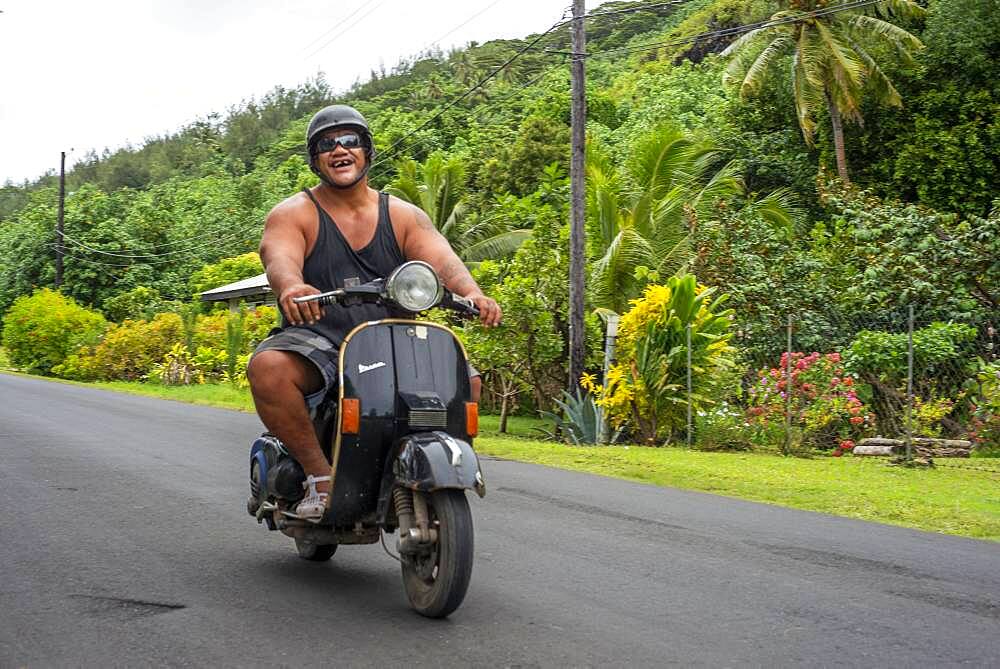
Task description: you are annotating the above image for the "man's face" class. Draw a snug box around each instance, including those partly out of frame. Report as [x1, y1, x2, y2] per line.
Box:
[314, 128, 367, 185]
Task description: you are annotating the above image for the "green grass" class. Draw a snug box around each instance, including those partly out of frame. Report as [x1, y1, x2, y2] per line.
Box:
[475, 436, 1000, 541]
[4, 369, 997, 541]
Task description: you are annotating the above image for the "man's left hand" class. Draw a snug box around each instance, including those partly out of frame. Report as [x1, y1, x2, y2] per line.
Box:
[468, 294, 502, 328]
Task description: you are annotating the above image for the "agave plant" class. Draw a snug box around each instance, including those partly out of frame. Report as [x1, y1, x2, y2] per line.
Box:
[538, 389, 613, 445]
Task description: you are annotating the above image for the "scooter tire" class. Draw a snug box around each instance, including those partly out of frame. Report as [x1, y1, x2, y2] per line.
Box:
[401, 489, 473, 619]
[295, 539, 338, 562]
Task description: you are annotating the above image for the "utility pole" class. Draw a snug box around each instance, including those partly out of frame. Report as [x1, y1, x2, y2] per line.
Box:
[568, 0, 586, 395]
[55, 150, 66, 289]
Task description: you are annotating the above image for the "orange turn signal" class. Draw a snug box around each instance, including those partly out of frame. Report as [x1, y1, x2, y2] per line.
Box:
[465, 402, 479, 437]
[341, 398, 360, 434]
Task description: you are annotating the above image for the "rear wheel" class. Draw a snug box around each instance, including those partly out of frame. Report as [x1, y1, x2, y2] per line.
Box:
[401, 490, 474, 618]
[295, 538, 337, 562]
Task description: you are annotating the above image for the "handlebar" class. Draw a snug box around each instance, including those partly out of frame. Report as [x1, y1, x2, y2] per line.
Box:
[292, 286, 480, 318]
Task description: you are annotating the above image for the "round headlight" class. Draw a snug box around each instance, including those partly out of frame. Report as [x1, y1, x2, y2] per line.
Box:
[386, 261, 443, 312]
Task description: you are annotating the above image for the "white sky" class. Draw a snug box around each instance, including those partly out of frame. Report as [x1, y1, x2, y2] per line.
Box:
[0, 0, 590, 184]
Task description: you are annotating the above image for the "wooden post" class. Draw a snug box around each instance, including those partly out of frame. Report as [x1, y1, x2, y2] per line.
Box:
[568, 0, 586, 395]
[55, 151, 66, 288]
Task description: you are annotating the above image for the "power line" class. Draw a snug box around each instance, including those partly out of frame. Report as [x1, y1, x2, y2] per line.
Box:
[425, 0, 506, 49]
[564, 0, 883, 58]
[584, 0, 687, 20]
[58, 224, 260, 259]
[366, 14, 569, 174]
[368, 59, 568, 181]
[305, 0, 391, 60]
[301, 0, 383, 53]
[49, 246, 220, 268]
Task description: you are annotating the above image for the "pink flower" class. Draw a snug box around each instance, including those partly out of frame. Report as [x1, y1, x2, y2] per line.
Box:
[826, 352, 841, 363]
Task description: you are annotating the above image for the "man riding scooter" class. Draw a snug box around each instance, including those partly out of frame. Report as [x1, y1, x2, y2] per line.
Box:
[247, 104, 501, 523]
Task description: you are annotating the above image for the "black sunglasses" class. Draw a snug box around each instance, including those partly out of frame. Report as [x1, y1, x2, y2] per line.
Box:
[315, 133, 364, 153]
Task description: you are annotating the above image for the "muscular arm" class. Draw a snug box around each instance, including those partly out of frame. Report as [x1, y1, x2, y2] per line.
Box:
[259, 201, 322, 325]
[399, 205, 502, 326]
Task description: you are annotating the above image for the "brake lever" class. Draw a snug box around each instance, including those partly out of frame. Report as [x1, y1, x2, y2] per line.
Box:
[444, 292, 480, 319]
[292, 289, 344, 307]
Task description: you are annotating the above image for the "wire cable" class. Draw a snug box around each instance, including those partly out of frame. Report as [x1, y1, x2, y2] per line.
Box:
[425, 0, 506, 49]
[58, 224, 260, 259]
[366, 15, 570, 174]
[567, 0, 883, 58]
[301, 0, 380, 52]
[367, 58, 568, 181]
[305, 0, 391, 60]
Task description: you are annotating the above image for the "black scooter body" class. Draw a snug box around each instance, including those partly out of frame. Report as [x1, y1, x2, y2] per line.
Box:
[249, 319, 483, 532]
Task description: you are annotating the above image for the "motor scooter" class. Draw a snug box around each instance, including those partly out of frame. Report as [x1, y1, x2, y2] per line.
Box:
[246, 261, 485, 618]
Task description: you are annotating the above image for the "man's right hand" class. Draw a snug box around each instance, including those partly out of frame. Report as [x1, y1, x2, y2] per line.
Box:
[279, 283, 324, 326]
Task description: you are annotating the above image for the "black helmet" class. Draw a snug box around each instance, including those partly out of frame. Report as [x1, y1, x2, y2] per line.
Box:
[306, 104, 375, 189]
[306, 104, 374, 161]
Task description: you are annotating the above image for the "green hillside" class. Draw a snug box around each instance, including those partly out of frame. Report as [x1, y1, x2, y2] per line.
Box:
[1, 0, 997, 451]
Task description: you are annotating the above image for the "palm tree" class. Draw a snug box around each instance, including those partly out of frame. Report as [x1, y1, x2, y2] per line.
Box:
[387, 152, 531, 264]
[721, 0, 924, 183]
[587, 126, 799, 314]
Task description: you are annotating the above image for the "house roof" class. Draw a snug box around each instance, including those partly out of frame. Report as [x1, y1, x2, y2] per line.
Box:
[200, 273, 271, 302]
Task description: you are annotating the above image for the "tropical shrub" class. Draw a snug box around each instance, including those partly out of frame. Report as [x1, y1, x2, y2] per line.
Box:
[53, 312, 183, 381]
[968, 361, 1000, 457]
[1, 288, 108, 374]
[188, 252, 263, 303]
[844, 321, 979, 435]
[148, 344, 229, 385]
[747, 351, 874, 454]
[593, 273, 736, 445]
[101, 286, 175, 322]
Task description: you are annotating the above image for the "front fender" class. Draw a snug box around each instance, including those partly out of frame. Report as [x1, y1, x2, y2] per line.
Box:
[395, 431, 486, 497]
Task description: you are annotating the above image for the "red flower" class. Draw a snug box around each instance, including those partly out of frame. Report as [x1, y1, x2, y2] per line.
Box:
[850, 416, 864, 425]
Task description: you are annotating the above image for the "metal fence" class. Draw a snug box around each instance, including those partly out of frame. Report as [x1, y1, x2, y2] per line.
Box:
[666, 308, 998, 460]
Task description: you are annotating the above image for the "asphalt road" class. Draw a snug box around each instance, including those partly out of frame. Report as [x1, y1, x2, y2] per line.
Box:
[1, 373, 998, 668]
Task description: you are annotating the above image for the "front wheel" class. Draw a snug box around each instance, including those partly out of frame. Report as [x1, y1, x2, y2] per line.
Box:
[295, 538, 337, 562]
[401, 490, 474, 618]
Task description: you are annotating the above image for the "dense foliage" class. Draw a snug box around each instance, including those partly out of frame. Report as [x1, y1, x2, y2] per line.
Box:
[1, 0, 997, 451]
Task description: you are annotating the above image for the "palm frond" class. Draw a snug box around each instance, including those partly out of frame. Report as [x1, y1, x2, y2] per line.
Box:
[849, 39, 903, 107]
[849, 14, 923, 52]
[459, 230, 532, 263]
[740, 35, 794, 98]
[742, 187, 805, 239]
[591, 228, 654, 313]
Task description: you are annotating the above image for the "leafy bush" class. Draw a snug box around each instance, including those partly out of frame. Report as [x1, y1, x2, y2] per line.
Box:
[844, 321, 979, 435]
[102, 286, 176, 322]
[593, 273, 736, 445]
[747, 351, 874, 454]
[188, 252, 263, 303]
[968, 361, 1000, 457]
[54, 313, 183, 381]
[148, 344, 228, 385]
[1, 288, 107, 374]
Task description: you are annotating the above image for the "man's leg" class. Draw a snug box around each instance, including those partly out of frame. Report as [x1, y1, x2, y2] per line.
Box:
[470, 374, 482, 403]
[247, 350, 331, 499]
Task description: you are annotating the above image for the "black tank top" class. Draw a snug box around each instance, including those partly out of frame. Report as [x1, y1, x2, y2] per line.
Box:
[286, 189, 407, 346]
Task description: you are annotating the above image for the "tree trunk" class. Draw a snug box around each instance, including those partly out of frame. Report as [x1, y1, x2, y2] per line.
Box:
[499, 389, 510, 434]
[826, 91, 850, 184]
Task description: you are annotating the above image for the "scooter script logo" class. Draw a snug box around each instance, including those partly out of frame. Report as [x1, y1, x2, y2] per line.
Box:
[358, 361, 387, 374]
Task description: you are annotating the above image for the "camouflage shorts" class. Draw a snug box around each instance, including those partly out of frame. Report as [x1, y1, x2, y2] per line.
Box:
[252, 326, 479, 411]
[252, 327, 341, 410]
